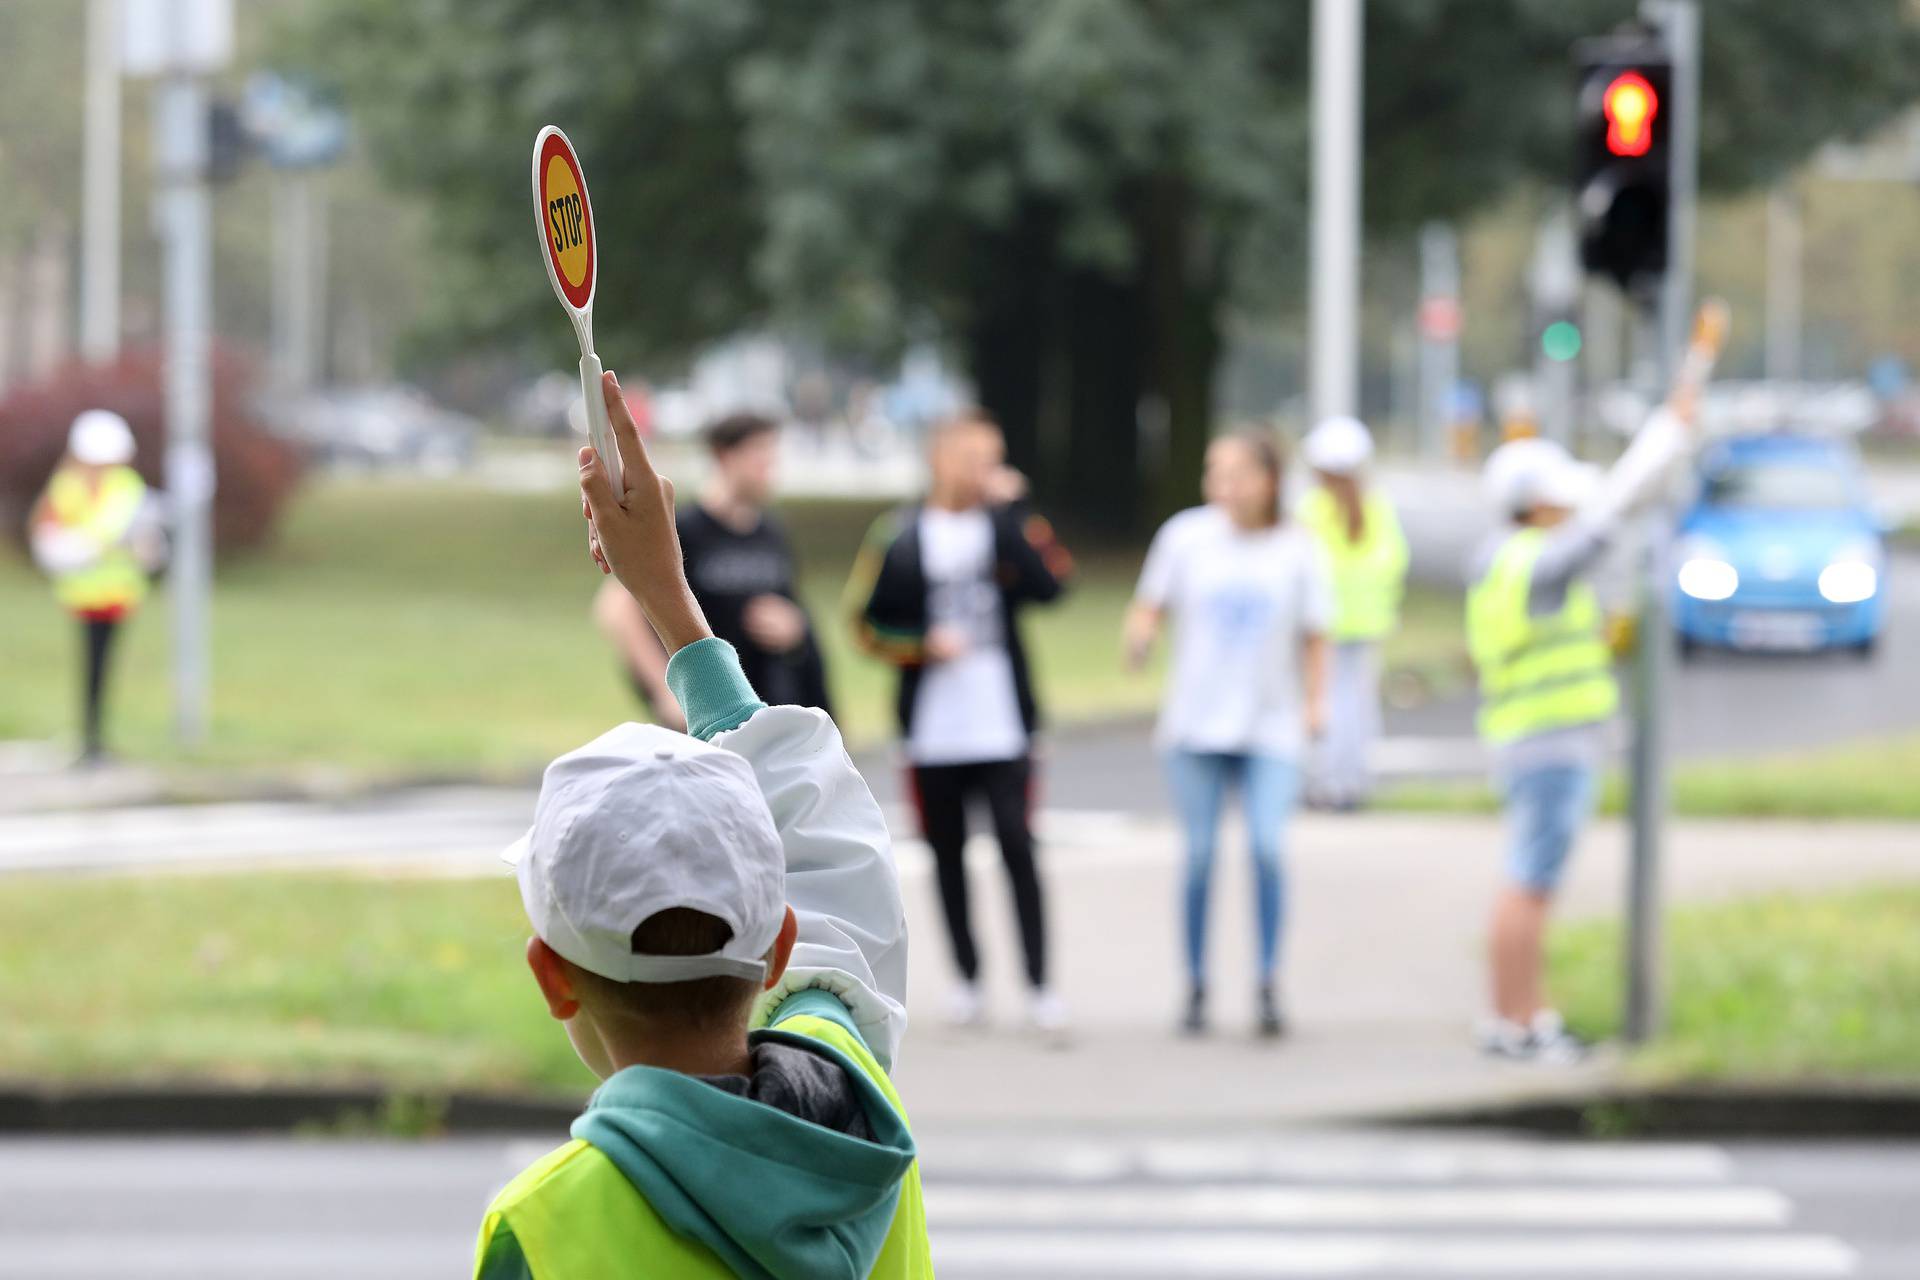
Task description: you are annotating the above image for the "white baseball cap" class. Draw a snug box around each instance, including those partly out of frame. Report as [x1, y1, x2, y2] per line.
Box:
[1302, 415, 1374, 475]
[69, 410, 136, 466]
[503, 722, 786, 984]
[1482, 438, 1594, 517]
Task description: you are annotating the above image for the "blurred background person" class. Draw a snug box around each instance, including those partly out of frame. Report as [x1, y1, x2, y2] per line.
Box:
[27, 411, 163, 765]
[1297, 416, 1408, 811]
[1469, 391, 1702, 1064]
[1124, 431, 1331, 1039]
[594, 412, 831, 733]
[846, 413, 1074, 1034]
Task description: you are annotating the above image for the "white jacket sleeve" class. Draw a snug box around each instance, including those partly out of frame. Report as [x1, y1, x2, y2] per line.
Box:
[716, 706, 910, 1069]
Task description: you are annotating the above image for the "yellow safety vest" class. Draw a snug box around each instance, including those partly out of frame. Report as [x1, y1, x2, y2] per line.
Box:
[473, 1012, 934, 1279]
[45, 464, 149, 614]
[1466, 528, 1618, 745]
[1297, 487, 1409, 642]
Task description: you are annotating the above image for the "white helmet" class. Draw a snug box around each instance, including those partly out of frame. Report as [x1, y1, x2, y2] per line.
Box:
[68, 409, 136, 466]
[1482, 437, 1596, 518]
[1302, 415, 1374, 475]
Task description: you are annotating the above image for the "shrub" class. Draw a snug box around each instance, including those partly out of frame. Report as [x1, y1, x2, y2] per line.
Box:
[0, 347, 304, 555]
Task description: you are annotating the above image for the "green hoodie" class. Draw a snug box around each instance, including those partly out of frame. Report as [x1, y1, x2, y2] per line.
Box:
[477, 993, 918, 1279]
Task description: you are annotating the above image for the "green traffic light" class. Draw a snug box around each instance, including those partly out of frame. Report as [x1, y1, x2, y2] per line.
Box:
[1542, 320, 1582, 362]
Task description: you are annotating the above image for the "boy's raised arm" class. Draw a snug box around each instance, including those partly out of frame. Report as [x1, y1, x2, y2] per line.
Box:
[580, 375, 909, 1068]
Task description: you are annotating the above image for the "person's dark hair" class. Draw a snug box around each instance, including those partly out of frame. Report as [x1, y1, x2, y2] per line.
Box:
[578, 907, 762, 1031]
[704, 412, 778, 458]
[1228, 427, 1286, 526]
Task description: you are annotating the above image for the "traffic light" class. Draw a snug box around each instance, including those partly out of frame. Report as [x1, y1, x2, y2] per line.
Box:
[1574, 33, 1671, 294]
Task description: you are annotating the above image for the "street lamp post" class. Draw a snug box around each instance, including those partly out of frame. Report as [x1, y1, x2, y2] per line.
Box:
[1310, 0, 1363, 424]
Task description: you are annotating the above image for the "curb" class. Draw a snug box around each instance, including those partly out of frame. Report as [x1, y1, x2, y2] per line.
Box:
[0, 1086, 578, 1136]
[7, 1082, 1920, 1139]
[1387, 1084, 1920, 1139]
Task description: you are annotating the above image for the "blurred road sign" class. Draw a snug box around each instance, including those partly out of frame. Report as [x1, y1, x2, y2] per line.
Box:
[121, 0, 232, 76]
[1418, 296, 1462, 342]
[243, 73, 349, 170]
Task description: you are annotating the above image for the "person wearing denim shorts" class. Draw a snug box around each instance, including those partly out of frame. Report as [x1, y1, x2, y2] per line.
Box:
[1469, 404, 1701, 1063]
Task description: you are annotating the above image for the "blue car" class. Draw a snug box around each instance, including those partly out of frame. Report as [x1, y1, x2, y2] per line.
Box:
[1671, 435, 1887, 657]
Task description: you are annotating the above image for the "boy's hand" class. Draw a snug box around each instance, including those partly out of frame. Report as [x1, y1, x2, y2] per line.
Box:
[579, 370, 712, 655]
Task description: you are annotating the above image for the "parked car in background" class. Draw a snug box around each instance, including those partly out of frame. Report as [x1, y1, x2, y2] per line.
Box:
[261, 386, 479, 474]
[1672, 434, 1888, 657]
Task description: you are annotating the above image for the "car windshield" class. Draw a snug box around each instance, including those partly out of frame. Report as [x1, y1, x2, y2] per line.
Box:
[1702, 460, 1856, 511]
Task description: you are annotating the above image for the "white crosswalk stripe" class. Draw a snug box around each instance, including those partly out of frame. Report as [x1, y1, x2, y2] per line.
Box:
[917, 1131, 1859, 1278]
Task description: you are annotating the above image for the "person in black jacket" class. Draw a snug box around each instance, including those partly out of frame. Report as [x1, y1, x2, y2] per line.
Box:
[845, 412, 1074, 1035]
[594, 412, 832, 731]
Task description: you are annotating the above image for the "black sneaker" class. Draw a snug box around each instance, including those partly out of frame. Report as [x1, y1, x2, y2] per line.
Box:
[1181, 986, 1206, 1036]
[1257, 984, 1286, 1039]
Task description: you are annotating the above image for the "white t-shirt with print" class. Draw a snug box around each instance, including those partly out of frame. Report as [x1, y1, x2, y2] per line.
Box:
[1135, 505, 1334, 758]
[906, 507, 1029, 766]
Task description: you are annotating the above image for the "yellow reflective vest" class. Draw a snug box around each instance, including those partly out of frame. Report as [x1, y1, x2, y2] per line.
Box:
[44, 464, 149, 614]
[1466, 528, 1618, 745]
[472, 1011, 934, 1279]
[1297, 487, 1409, 642]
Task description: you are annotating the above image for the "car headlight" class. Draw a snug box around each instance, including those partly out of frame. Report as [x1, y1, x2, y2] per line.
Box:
[1677, 557, 1739, 601]
[1819, 560, 1877, 604]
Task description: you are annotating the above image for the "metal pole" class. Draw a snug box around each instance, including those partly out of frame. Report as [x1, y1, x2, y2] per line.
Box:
[1532, 207, 1580, 446]
[81, 0, 122, 363]
[1624, 0, 1699, 1046]
[1417, 221, 1460, 460]
[1310, 0, 1363, 422]
[157, 74, 214, 744]
[1765, 185, 1802, 382]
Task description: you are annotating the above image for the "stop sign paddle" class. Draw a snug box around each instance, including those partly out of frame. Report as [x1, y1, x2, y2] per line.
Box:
[532, 125, 619, 487]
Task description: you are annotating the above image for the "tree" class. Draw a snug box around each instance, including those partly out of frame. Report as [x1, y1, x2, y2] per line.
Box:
[298, 0, 1920, 534]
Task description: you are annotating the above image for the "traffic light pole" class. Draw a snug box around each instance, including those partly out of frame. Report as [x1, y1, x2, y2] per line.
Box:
[1623, 0, 1699, 1046]
[157, 73, 215, 745]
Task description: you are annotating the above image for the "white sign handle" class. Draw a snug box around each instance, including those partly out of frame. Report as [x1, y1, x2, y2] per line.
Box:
[578, 350, 619, 492]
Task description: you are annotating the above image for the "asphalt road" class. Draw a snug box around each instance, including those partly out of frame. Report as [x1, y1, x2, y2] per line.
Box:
[2, 1129, 1912, 1279]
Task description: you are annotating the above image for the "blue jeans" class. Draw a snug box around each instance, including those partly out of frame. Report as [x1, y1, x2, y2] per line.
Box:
[1164, 750, 1299, 985]
[1503, 763, 1598, 893]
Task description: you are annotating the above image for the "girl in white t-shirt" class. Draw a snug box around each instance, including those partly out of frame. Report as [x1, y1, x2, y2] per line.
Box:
[1123, 432, 1332, 1038]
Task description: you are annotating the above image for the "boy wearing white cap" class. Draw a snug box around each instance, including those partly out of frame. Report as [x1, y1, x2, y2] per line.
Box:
[1297, 416, 1408, 810]
[474, 372, 931, 1278]
[1468, 387, 1705, 1063]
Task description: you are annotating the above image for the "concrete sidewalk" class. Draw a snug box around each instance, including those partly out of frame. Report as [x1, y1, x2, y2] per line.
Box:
[889, 810, 1920, 1125]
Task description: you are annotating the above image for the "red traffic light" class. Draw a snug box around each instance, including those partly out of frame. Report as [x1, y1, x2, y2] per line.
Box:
[1602, 71, 1659, 158]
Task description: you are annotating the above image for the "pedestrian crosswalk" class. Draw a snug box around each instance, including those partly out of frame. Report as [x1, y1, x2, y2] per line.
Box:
[914, 1131, 1859, 1277]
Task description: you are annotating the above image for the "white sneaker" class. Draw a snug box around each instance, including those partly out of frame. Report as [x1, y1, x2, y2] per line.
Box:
[944, 981, 986, 1029]
[1476, 1015, 1534, 1060]
[1529, 1009, 1589, 1065]
[1028, 988, 1070, 1037]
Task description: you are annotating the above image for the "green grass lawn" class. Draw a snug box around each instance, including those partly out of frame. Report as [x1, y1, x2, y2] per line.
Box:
[1379, 732, 1920, 821]
[1551, 885, 1920, 1083]
[0, 874, 585, 1094]
[0, 479, 1177, 774]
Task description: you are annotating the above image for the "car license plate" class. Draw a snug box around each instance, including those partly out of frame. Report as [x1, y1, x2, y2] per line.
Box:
[1729, 611, 1823, 651]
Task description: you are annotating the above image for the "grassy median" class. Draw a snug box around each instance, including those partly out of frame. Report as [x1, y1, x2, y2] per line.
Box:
[1551, 884, 1920, 1082]
[1380, 733, 1920, 822]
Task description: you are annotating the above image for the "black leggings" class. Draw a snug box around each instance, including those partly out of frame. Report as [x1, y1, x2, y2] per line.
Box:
[910, 757, 1048, 988]
[82, 617, 120, 755]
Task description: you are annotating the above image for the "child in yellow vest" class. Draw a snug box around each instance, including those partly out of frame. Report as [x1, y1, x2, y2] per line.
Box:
[474, 371, 934, 1279]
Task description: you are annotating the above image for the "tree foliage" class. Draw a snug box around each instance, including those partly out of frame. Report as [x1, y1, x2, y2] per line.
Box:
[299, 0, 1920, 530]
